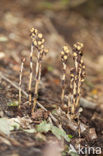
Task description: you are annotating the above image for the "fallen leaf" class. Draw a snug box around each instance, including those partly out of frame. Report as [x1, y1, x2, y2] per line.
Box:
[8, 118, 20, 131]
[0, 118, 10, 135]
[23, 128, 36, 133]
[36, 121, 71, 142]
[51, 126, 70, 142]
[36, 120, 51, 133]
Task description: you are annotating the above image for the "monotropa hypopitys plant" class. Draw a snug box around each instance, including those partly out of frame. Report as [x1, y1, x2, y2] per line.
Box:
[68, 42, 86, 119]
[61, 46, 70, 108]
[30, 28, 48, 114]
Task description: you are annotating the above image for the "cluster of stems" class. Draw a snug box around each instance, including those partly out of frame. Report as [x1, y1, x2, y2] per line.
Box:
[60, 42, 86, 119]
[68, 42, 86, 118]
[30, 28, 48, 114]
[18, 28, 85, 120]
[61, 46, 70, 108]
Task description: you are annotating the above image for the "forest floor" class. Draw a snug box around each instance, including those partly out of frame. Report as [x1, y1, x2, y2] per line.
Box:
[0, 1, 103, 156]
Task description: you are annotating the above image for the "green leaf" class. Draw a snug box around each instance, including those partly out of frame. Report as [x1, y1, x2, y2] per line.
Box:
[36, 121, 70, 142]
[36, 120, 51, 133]
[7, 101, 19, 107]
[51, 126, 70, 142]
[51, 126, 61, 140]
[68, 134, 73, 139]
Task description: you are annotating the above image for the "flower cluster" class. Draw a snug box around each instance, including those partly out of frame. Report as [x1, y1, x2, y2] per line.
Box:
[61, 46, 70, 63]
[30, 28, 48, 56]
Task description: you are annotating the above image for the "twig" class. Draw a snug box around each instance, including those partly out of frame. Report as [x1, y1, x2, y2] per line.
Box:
[0, 72, 28, 97]
[61, 115, 88, 133]
[55, 108, 88, 133]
